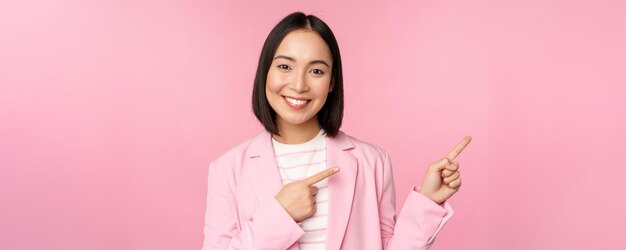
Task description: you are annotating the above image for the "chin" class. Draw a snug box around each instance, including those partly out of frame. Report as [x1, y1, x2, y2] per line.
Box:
[276, 113, 314, 125]
[282, 117, 310, 126]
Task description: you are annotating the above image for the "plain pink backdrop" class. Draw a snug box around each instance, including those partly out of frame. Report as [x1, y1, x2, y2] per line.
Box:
[1, 0, 625, 249]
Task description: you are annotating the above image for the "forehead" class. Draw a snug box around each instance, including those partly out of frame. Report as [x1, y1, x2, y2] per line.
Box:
[274, 30, 332, 61]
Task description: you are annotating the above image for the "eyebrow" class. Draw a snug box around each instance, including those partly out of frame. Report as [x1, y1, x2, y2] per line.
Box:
[273, 55, 330, 67]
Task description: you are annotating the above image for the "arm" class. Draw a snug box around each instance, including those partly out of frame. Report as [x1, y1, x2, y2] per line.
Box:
[378, 152, 454, 250]
[202, 161, 305, 250]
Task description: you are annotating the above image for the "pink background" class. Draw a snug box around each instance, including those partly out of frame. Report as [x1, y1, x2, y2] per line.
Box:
[1, 0, 625, 249]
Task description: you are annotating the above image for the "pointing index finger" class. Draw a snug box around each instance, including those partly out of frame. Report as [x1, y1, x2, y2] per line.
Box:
[445, 136, 472, 161]
[303, 167, 340, 186]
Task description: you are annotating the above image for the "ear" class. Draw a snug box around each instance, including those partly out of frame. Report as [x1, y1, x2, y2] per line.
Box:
[329, 77, 335, 93]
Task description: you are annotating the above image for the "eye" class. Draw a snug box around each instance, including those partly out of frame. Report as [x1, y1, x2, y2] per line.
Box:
[277, 64, 291, 70]
[310, 69, 325, 75]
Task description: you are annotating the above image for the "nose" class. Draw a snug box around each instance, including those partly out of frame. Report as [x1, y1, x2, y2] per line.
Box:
[289, 70, 309, 93]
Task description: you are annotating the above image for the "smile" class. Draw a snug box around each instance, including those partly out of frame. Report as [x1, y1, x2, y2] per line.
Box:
[283, 96, 310, 110]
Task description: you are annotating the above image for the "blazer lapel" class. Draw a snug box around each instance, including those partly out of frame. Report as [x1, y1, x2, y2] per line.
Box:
[325, 131, 358, 250]
[245, 130, 358, 250]
[246, 130, 283, 207]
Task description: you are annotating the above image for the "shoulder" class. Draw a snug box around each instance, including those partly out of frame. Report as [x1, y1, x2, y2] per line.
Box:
[339, 131, 393, 191]
[338, 130, 389, 162]
[209, 133, 257, 170]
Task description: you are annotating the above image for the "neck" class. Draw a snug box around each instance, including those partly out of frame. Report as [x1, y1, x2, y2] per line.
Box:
[273, 117, 322, 144]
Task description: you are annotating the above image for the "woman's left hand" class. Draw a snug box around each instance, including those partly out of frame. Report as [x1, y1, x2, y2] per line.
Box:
[419, 136, 472, 204]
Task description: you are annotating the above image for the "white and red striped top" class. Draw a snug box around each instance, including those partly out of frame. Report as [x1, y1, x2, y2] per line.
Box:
[272, 129, 329, 250]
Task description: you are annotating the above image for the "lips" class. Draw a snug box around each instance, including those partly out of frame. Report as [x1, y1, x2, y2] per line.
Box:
[282, 95, 310, 101]
[282, 95, 310, 109]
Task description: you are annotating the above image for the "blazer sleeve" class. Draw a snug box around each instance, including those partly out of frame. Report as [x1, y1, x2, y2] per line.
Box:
[378, 152, 454, 250]
[202, 161, 305, 250]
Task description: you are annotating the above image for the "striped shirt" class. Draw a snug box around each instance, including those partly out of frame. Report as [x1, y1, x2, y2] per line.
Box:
[272, 129, 328, 249]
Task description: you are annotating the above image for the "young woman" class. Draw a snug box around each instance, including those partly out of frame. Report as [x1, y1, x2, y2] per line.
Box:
[202, 12, 471, 250]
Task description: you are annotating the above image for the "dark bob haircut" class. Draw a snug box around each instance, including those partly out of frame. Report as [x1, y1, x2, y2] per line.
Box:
[252, 11, 344, 138]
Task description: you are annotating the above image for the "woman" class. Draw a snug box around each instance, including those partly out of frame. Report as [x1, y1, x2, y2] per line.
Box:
[202, 11, 471, 250]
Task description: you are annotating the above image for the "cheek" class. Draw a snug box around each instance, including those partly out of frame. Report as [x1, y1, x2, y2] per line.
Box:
[265, 70, 284, 92]
[312, 79, 332, 96]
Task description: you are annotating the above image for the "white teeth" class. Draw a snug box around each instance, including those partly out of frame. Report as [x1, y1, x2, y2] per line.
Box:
[285, 97, 308, 106]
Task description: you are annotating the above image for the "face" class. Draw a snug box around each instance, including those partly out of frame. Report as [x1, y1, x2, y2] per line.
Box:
[266, 29, 334, 130]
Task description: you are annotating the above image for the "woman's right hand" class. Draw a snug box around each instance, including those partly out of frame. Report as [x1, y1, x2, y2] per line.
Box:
[274, 167, 340, 222]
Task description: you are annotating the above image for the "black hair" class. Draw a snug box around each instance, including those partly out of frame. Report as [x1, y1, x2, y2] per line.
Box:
[252, 11, 344, 138]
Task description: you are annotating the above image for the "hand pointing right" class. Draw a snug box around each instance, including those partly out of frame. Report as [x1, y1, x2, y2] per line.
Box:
[275, 167, 340, 222]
